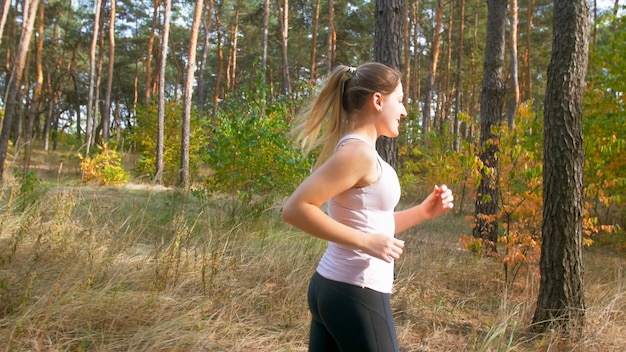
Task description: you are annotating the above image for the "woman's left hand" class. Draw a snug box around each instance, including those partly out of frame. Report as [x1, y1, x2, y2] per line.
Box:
[421, 184, 454, 219]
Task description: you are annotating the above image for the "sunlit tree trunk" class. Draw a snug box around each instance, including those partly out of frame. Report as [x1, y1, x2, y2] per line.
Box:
[144, 0, 160, 104]
[0, 0, 12, 46]
[532, 0, 589, 335]
[422, 0, 444, 135]
[374, 0, 403, 170]
[0, 0, 40, 180]
[473, 0, 507, 251]
[180, 0, 203, 189]
[227, 9, 239, 94]
[521, 0, 533, 102]
[507, 0, 519, 128]
[453, 0, 465, 151]
[262, 0, 269, 71]
[156, 0, 172, 185]
[280, 0, 290, 95]
[310, 0, 320, 84]
[86, 0, 102, 154]
[198, 0, 213, 108]
[102, 0, 116, 143]
[402, 0, 410, 105]
[23, 1, 44, 170]
[327, 0, 335, 71]
[411, 1, 420, 108]
[212, 0, 223, 117]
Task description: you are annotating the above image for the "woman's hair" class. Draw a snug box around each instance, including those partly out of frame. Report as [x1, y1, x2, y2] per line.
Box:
[294, 62, 401, 169]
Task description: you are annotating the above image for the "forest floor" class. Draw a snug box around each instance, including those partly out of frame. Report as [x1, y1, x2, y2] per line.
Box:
[0, 146, 625, 351]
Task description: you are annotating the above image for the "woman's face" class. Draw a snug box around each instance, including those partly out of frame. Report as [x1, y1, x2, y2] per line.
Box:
[377, 83, 407, 138]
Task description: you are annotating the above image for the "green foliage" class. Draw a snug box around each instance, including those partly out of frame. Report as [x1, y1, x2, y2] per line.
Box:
[131, 101, 207, 185]
[12, 167, 43, 210]
[203, 82, 311, 200]
[584, 12, 626, 249]
[79, 144, 129, 186]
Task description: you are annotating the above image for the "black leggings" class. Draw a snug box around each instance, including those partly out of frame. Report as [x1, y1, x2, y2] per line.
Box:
[307, 272, 399, 352]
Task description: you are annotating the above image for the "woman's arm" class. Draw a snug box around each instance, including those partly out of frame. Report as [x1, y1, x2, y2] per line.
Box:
[394, 185, 454, 234]
[282, 142, 405, 262]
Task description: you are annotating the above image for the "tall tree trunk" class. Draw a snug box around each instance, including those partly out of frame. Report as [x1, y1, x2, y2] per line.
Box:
[227, 9, 239, 94]
[86, 0, 102, 154]
[507, 0, 519, 128]
[144, 0, 160, 104]
[310, 0, 320, 84]
[374, 0, 404, 170]
[411, 1, 420, 109]
[156, 0, 172, 185]
[180, 0, 204, 189]
[212, 1, 223, 117]
[262, 0, 270, 72]
[327, 0, 335, 72]
[0, 0, 12, 46]
[453, 0, 465, 151]
[198, 0, 213, 108]
[23, 0, 44, 171]
[402, 0, 410, 105]
[280, 0, 290, 95]
[532, 0, 589, 334]
[472, 0, 507, 251]
[422, 0, 444, 135]
[102, 0, 116, 143]
[522, 0, 534, 102]
[0, 0, 40, 180]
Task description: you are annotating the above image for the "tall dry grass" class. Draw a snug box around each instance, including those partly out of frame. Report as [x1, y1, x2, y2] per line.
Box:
[0, 183, 624, 351]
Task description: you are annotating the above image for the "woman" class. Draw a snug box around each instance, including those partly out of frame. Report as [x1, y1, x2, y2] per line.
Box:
[282, 62, 454, 352]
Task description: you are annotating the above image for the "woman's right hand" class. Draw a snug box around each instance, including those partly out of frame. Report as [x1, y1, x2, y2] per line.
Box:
[361, 234, 405, 263]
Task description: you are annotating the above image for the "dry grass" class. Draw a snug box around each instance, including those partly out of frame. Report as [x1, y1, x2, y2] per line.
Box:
[0, 180, 624, 351]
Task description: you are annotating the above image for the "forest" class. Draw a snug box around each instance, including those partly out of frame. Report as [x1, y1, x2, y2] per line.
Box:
[0, 0, 625, 350]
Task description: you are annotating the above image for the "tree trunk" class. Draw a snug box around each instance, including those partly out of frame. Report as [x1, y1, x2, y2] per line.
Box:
[86, 0, 102, 154]
[180, 0, 204, 189]
[0, 0, 12, 46]
[280, 0, 290, 95]
[23, 1, 44, 171]
[262, 0, 270, 72]
[144, 0, 160, 104]
[374, 0, 404, 170]
[327, 0, 335, 71]
[212, 2, 223, 117]
[156, 0, 172, 185]
[472, 0, 507, 251]
[532, 0, 589, 335]
[453, 0, 465, 151]
[422, 0, 444, 135]
[507, 0, 519, 128]
[198, 0, 213, 108]
[0, 0, 40, 180]
[402, 0, 410, 105]
[310, 0, 320, 84]
[522, 0, 534, 102]
[102, 0, 116, 143]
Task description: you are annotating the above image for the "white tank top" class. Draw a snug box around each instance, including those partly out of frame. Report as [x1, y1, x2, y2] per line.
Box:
[316, 134, 401, 293]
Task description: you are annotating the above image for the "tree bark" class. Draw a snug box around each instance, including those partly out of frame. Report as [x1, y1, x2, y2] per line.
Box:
[472, 0, 507, 251]
[422, 0, 444, 135]
[155, 0, 172, 185]
[374, 0, 404, 170]
[0, 0, 40, 180]
[144, 0, 160, 104]
[102, 0, 116, 143]
[532, 0, 589, 335]
[309, 0, 320, 84]
[507, 0, 519, 128]
[326, 0, 335, 71]
[86, 0, 102, 154]
[180, 0, 204, 189]
[453, 0, 465, 151]
[280, 0, 290, 95]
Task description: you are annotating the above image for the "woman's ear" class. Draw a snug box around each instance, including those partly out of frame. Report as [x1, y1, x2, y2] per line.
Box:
[371, 92, 383, 112]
